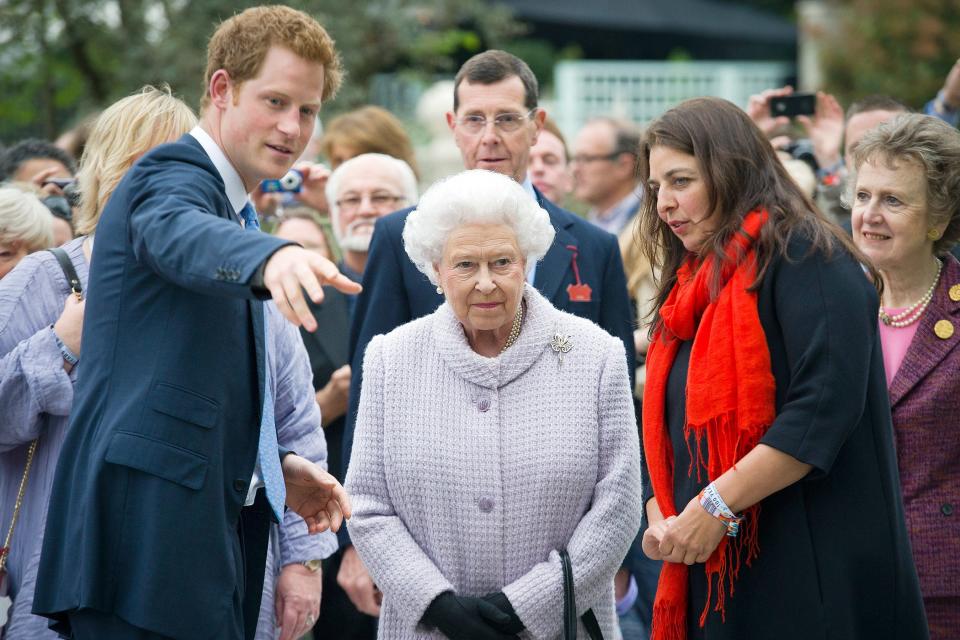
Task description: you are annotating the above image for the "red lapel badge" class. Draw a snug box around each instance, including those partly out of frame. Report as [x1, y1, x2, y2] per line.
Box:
[565, 244, 592, 302]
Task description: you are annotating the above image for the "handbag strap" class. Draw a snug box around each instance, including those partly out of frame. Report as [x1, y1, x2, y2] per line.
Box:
[0, 248, 77, 571]
[0, 440, 39, 572]
[560, 550, 604, 640]
[47, 247, 82, 299]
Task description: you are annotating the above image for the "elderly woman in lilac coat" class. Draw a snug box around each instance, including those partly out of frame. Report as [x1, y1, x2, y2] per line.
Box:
[0, 87, 334, 640]
[850, 113, 960, 639]
[345, 169, 642, 640]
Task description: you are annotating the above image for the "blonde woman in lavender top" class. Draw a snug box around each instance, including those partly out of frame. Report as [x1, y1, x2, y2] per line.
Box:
[345, 169, 642, 640]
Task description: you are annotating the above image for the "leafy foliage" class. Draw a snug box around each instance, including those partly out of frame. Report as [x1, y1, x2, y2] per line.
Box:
[0, 0, 522, 144]
[819, 0, 960, 108]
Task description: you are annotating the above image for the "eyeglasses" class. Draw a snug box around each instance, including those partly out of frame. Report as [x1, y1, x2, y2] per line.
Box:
[455, 109, 538, 134]
[570, 152, 625, 165]
[335, 193, 406, 213]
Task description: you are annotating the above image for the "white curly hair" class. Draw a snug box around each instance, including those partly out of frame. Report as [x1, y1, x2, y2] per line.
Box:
[402, 170, 555, 285]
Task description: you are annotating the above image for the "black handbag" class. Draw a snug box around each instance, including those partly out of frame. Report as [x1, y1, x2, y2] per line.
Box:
[560, 550, 604, 640]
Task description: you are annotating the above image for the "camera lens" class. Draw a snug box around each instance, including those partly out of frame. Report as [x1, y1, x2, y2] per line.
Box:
[279, 170, 302, 191]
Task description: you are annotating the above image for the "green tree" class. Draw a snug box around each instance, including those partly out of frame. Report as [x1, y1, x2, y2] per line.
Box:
[0, 0, 522, 144]
[818, 0, 960, 109]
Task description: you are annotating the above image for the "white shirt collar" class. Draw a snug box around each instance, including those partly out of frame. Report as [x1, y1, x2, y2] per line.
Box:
[189, 126, 249, 216]
[521, 175, 537, 203]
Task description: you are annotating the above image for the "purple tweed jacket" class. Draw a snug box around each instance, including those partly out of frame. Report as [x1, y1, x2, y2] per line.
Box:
[887, 254, 960, 601]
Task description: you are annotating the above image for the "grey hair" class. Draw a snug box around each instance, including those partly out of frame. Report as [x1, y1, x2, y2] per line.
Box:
[848, 113, 960, 254]
[403, 169, 555, 285]
[325, 152, 419, 245]
[0, 185, 54, 252]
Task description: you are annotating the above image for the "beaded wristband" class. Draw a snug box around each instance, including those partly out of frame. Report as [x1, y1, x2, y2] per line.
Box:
[698, 482, 743, 537]
[51, 325, 79, 367]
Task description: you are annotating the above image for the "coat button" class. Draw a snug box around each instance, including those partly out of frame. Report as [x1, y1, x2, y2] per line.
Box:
[942, 503, 954, 516]
[478, 496, 495, 513]
[234, 479, 248, 493]
[477, 397, 491, 412]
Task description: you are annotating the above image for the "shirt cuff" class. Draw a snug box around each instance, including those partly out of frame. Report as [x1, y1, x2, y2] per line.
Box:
[616, 575, 639, 616]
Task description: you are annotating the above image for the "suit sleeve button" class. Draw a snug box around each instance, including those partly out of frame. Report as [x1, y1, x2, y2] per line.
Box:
[234, 479, 248, 493]
[942, 503, 954, 516]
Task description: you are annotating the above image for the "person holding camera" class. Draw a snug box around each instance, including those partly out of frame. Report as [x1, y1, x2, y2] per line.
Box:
[0, 139, 77, 246]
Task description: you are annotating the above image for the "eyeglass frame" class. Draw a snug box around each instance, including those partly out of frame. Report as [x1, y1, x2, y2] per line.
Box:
[454, 108, 540, 135]
[334, 191, 407, 213]
[569, 150, 634, 165]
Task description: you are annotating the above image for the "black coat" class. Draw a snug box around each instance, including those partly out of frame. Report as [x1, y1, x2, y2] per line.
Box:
[642, 235, 928, 639]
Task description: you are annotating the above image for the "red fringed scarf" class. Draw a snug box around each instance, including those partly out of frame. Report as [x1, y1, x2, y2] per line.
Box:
[642, 209, 776, 640]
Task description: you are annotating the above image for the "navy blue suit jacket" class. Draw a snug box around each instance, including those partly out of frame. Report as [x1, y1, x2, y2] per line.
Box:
[33, 135, 293, 639]
[340, 190, 636, 544]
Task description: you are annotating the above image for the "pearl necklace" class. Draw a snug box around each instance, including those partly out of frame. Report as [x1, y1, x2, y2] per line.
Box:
[500, 302, 524, 353]
[879, 259, 943, 328]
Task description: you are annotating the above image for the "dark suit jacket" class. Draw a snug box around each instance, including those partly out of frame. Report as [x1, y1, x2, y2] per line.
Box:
[33, 135, 292, 639]
[300, 287, 352, 482]
[888, 254, 960, 602]
[340, 190, 635, 544]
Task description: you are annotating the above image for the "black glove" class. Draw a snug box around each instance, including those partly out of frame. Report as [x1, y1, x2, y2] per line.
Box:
[422, 591, 521, 640]
[481, 591, 525, 634]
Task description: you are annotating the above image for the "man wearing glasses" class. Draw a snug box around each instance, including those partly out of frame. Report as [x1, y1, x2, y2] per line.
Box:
[571, 117, 643, 235]
[337, 49, 636, 631]
[287, 152, 418, 639]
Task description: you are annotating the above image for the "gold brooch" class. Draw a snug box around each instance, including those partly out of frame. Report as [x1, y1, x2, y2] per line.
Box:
[550, 329, 573, 366]
[934, 319, 954, 340]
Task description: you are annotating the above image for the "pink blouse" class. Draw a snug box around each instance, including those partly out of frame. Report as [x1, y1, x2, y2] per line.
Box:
[877, 307, 920, 387]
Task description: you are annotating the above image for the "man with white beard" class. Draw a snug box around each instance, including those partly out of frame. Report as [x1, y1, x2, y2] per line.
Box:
[294, 151, 418, 637]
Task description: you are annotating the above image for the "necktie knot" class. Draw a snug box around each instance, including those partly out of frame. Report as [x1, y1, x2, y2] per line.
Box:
[241, 202, 260, 231]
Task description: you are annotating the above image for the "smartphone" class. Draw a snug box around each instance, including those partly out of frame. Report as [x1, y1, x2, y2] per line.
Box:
[769, 93, 816, 118]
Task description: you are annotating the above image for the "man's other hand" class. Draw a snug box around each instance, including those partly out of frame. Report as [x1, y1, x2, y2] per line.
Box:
[281, 454, 352, 534]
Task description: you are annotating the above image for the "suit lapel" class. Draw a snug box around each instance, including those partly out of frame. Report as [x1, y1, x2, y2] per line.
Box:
[534, 194, 577, 304]
[889, 259, 960, 407]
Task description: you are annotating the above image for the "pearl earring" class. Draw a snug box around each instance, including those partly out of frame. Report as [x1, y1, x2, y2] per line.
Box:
[436, 285, 443, 295]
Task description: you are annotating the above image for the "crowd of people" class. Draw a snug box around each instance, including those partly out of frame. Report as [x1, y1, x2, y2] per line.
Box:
[0, 4, 957, 640]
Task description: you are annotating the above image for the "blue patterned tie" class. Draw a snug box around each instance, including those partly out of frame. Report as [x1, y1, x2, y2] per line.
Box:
[240, 202, 286, 521]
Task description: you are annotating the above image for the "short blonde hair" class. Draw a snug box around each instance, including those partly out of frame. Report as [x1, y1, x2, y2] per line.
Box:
[201, 5, 341, 112]
[0, 186, 53, 252]
[74, 86, 196, 236]
[320, 106, 420, 178]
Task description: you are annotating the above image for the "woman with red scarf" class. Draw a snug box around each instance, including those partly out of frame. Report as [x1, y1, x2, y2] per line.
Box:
[635, 97, 928, 640]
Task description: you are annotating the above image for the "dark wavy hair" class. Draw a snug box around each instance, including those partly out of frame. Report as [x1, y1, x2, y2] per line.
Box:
[635, 97, 877, 333]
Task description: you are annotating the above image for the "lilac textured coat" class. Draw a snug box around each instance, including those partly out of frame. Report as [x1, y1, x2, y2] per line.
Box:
[886, 255, 960, 637]
[346, 285, 642, 640]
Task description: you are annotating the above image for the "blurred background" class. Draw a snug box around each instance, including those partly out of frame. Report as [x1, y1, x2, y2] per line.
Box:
[1, 0, 957, 183]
